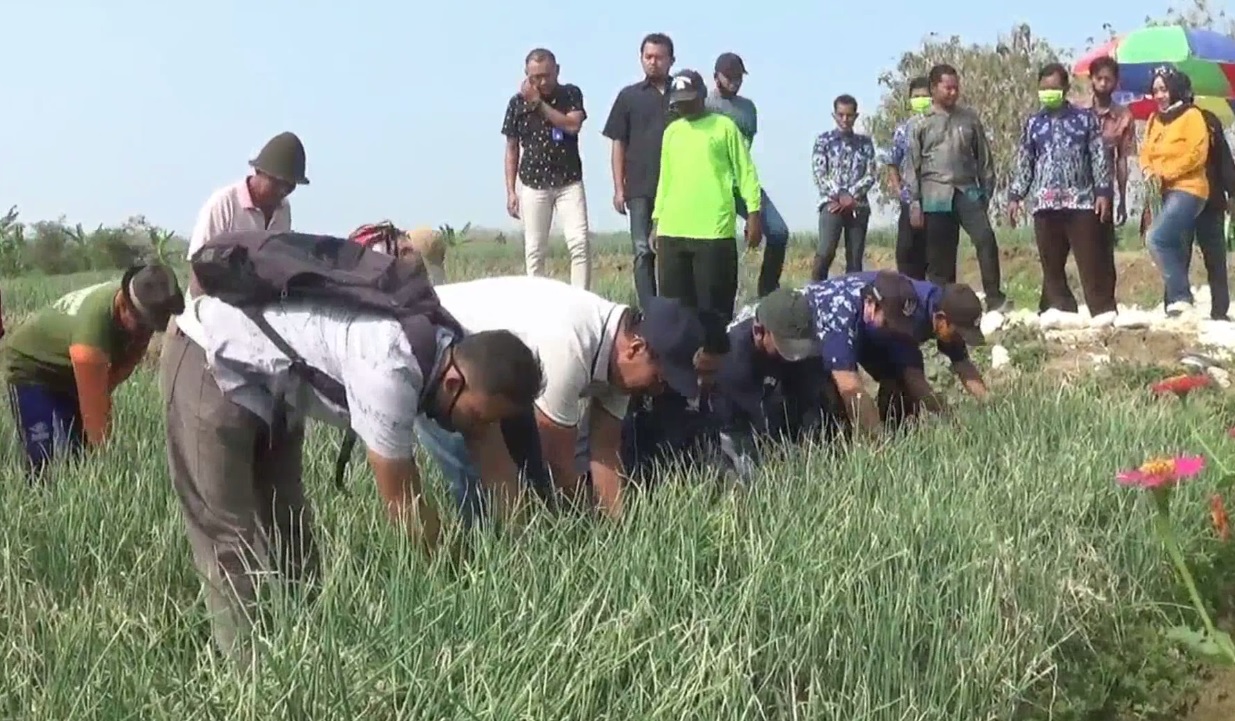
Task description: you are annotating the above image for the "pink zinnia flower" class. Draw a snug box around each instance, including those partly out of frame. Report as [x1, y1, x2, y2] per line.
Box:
[1116, 456, 1206, 490]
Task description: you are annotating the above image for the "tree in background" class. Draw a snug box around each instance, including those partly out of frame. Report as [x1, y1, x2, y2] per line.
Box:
[1146, 0, 1235, 32]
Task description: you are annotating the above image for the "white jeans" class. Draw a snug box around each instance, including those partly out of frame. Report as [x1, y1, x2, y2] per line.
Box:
[519, 180, 591, 289]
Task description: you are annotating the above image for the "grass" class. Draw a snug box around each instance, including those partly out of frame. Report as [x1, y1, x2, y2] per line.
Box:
[1, 229, 1231, 720]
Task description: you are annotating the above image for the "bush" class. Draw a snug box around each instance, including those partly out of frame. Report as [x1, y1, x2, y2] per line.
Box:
[0, 206, 183, 277]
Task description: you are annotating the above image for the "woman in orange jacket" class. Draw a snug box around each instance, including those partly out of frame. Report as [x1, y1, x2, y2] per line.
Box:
[1, 264, 183, 480]
[1140, 68, 1211, 316]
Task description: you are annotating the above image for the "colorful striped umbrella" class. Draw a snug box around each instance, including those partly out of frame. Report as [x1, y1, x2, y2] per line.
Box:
[1119, 93, 1235, 124]
[1072, 26, 1235, 97]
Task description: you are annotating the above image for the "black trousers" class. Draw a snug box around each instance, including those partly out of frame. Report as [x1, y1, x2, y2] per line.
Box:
[895, 202, 928, 280]
[921, 191, 1006, 308]
[657, 236, 740, 342]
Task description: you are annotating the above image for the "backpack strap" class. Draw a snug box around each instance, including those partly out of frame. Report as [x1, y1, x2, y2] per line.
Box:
[243, 307, 358, 493]
[403, 314, 459, 422]
[243, 303, 459, 494]
[330, 318, 454, 494]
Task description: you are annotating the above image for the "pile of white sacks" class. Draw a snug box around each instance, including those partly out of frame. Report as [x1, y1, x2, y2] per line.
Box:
[978, 285, 1235, 378]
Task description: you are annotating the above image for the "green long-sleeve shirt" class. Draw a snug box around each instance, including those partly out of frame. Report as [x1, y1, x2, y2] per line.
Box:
[652, 112, 761, 239]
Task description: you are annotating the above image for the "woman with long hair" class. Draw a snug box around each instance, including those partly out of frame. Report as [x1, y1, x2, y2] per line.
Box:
[1140, 68, 1211, 316]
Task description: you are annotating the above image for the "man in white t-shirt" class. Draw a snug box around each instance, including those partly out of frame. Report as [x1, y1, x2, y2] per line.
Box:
[160, 290, 544, 664]
[430, 275, 707, 520]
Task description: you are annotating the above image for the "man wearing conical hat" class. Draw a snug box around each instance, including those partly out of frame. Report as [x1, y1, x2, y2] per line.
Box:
[161, 132, 312, 650]
[185, 131, 308, 261]
[172, 130, 310, 366]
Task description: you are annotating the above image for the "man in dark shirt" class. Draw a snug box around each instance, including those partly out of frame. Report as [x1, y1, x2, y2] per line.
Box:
[502, 48, 591, 289]
[602, 33, 675, 307]
[706, 52, 791, 297]
[710, 291, 846, 480]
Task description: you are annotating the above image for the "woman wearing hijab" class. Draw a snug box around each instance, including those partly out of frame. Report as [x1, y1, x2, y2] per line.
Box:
[1140, 68, 1211, 316]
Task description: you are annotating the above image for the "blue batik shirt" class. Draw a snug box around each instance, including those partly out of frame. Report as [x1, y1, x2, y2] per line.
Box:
[880, 118, 918, 205]
[848, 271, 970, 369]
[811, 129, 877, 209]
[804, 274, 882, 372]
[1007, 103, 1112, 212]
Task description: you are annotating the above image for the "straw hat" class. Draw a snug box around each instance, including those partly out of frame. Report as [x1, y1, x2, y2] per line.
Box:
[399, 226, 447, 284]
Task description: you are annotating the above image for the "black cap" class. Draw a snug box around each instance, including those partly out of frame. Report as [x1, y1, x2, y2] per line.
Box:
[669, 70, 706, 104]
[754, 288, 818, 361]
[640, 295, 706, 398]
[715, 52, 747, 80]
[122, 263, 185, 331]
[938, 283, 986, 346]
[865, 271, 919, 338]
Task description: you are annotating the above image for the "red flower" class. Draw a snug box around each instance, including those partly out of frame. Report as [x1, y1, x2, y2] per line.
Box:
[1152, 374, 1211, 397]
[1212, 494, 1231, 541]
[1116, 456, 1206, 490]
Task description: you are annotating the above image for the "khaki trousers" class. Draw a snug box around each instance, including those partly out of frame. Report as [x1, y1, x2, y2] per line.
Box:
[159, 323, 316, 662]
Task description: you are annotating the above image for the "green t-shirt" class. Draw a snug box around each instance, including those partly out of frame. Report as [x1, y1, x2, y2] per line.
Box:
[3, 281, 127, 394]
[652, 112, 762, 240]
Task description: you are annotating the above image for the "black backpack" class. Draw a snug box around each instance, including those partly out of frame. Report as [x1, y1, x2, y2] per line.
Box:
[190, 229, 463, 492]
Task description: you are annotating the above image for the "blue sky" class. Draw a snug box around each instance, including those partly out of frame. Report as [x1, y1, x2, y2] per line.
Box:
[0, 0, 1184, 236]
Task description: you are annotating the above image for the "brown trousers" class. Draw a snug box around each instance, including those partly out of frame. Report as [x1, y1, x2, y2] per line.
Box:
[159, 324, 316, 663]
[1033, 209, 1117, 315]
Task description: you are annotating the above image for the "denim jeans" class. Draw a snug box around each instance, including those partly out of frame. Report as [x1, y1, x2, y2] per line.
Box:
[626, 197, 657, 308]
[815, 206, 870, 279]
[1148, 190, 1206, 306]
[413, 411, 551, 528]
[735, 189, 790, 297]
[1188, 204, 1231, 319]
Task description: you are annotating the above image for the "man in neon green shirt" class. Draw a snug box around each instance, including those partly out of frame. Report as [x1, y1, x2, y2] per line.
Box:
[651, 69, 762, 330]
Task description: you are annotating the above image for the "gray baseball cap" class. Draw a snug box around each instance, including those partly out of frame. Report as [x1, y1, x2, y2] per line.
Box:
[754, 288, 818, 362]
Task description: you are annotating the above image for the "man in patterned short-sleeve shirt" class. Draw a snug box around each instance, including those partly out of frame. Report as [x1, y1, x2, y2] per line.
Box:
[501, 48, 591, 288]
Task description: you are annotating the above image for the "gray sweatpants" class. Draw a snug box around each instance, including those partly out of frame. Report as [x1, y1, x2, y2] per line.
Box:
[159, 323, 316, 663]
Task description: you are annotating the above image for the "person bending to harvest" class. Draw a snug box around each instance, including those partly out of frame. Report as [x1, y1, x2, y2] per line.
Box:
[3, 264, 183, 479]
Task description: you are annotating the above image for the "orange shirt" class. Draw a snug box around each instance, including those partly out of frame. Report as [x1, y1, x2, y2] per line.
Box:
[1141, 107, 1210, 201]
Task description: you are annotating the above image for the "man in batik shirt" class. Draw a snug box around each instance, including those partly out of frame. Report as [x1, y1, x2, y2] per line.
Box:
[1007, 63, 1113, 319]
[811, 94, 877, 280]
[882, 75, 932, 279]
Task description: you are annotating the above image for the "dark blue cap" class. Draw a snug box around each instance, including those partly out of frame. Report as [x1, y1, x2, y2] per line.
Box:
[640, 295, 705, 398]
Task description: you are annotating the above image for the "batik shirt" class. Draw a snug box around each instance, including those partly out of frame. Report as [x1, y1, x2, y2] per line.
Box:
[880, 118, 918, 205]
[805, 274, 880, 372]
[811, 130, 877, 209]
[1008, 103, 1112, 212]
[847, 271, 969, 367]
